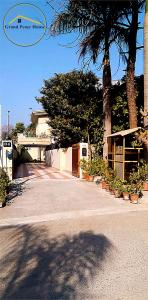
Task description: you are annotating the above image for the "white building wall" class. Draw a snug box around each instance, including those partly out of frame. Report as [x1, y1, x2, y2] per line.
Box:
[45, 147, 72, 172]
[36, 117, 51, 137]
[49, 149, 60, 169]
[65, 147, 72, 172]
[26, 147, 39, 160]
[24, 147, 46, 162]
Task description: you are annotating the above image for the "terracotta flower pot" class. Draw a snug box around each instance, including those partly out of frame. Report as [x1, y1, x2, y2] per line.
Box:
[143, 181, 148, 191]
[123, 192, 130, 201]
[114, 189, 121, 198]
[102, 181, 107, 189]
[82, 172, 87, 180]
[0, 196, 5, 208]
[87, 175, 94, 182]
[6, 186, 9, 195]
[105, 183, 110, 191]
[130, 194, 139, 204]
[110, 189, 114, 195]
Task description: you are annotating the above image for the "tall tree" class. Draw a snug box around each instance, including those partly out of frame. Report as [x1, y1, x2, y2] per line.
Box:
[144, 0, 148, 128]
[111, 75, 144, 132]
[124, 0, 144, 129]
[11, 122, 25, 143]
[50, 0, 129, 159]
[14, 122, 25, 134]
[36, 71, 103, 150]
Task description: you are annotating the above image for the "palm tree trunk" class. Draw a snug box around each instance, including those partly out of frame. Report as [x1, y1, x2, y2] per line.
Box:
[87, 128, 92, 160]
[143, 0, 148, 162]
[144, 0, 148, 128]
[126, 2, 138, 129]
[103, 39, 112, 159]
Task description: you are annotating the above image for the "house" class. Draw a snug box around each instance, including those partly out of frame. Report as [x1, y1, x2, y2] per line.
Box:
[17, 110, 51, 162]
[31, 110, 51, 137]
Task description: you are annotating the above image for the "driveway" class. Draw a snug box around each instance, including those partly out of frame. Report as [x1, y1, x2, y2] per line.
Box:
[0, 163, 148, 225]
[14, 163, 74, 180]
[0, 163, 148, 299]
[0, 211, 148, 300]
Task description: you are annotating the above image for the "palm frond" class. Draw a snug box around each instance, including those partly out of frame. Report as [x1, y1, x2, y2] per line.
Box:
[79, 27, 105, 63]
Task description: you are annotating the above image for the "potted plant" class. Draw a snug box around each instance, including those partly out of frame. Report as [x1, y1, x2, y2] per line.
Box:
[105, 168, 116, 192]
[143, 180, 148, 191]
[128, 170, 143, 204]
[0, 168, 10, 208]
[129, 185, 140, 204]
[139, 161, 148, 191]
[120, 181, 131, 200]
[0, 185, 6, 208]
[80, 159, 89, 180]
[109, 183, 115, 195]
[100, 162, 109, 189]
[108, 174, 116, 195]
[111, 177, 122, 198]
[87, 160, 98, 181]
[80, 159, 97, 182]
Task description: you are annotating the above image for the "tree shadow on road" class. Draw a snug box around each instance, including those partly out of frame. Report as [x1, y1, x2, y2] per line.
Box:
[5, 180, 30, 206]
[0, 225, 114, 299]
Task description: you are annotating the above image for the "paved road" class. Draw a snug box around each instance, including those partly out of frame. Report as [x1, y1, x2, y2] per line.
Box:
[0, 212, 148, 300]
[0, 163, 148, 299]
[0, 163, 148, 224]
[14, 163, 75, 181]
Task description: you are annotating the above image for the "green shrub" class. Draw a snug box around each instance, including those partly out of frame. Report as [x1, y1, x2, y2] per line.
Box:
[0, 168, 9, 203]
[138, 160, 148, 182]
[80, 159, 98, 176]
[109, 177, 123, 191]
[119, 181, 131, 193]
[128, 168, 143, 194]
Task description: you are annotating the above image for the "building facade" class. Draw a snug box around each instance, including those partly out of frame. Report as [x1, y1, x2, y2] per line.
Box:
[17, 110, 51, 162]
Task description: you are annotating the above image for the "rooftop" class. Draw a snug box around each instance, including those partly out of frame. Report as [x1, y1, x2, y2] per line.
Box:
[31, 110, 49, 123]
[107, 127, 142, 138]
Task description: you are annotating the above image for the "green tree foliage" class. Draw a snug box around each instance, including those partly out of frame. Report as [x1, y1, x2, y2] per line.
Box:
[111, 75, 144, 133]
[11, 122, 25, 142]
[25, 123, 36, 137]
[13, 122, 25, 134]
[36, 70, 144, 153]
[50, 0, 133, 158]
[36, 71, 103, 149]
[118, 0, 144, 129]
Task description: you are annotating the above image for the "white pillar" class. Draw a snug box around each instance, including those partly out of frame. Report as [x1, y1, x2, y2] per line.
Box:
[144, 12, 148, 127]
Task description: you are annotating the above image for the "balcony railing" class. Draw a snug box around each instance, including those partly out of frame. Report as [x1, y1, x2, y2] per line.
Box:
[17, 134, 51, 146]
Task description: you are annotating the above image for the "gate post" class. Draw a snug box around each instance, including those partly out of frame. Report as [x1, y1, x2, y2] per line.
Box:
[1, 140, 13, 180]
[79, 143, 88, 179]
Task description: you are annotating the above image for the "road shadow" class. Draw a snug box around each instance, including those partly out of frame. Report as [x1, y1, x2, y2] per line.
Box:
[0, 225, 114, 299]
[14, 163, 49, 182]
[5, 181, 26, 206]
[14, 164, 34, 179]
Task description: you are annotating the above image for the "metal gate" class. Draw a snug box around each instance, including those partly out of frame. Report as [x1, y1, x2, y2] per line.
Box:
[72, 144, 80, 177]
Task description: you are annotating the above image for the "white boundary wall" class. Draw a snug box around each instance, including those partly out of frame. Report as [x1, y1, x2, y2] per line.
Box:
[45, 147, 72, 173]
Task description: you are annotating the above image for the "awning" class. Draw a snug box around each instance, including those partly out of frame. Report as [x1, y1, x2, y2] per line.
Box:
[107, 127, 142, 138]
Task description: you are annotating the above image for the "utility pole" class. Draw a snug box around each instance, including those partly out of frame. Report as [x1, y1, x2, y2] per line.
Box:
[7, 110, 10, 139]
[144, 0, 148, 128]
[0, 105, 2, 141]
[29, 107, 32, 121]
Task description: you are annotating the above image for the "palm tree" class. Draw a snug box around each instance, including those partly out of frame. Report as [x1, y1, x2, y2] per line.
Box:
[144, 0, 148, 128]
[50, 0, 129, 159]
[124, 0, 144, 129]
[126, 2, 138, 128]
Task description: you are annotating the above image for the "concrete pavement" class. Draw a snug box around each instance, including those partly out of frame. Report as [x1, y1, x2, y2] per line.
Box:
[0, 175, 148, 225]
[0, 211, 148, 299]
[0, 163, 148, 299]
[14, 163, 76, 181]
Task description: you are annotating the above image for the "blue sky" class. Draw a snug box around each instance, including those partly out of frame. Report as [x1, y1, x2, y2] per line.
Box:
[0, 0, 144, 127]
